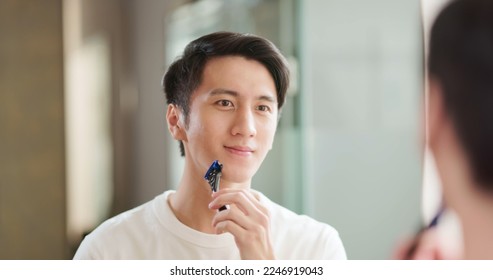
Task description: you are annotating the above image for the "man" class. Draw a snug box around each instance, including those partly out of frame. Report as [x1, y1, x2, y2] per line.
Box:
[74, 31, 346, 259]
[397, 0, 493, 259]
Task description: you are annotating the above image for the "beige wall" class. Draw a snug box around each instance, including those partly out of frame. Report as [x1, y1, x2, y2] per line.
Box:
[0, 0, 67, 259]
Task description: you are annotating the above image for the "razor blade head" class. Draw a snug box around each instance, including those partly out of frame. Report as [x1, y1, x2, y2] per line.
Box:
[204, 160, 223, 191]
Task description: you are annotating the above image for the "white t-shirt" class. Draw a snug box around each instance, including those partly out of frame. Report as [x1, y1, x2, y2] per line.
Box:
[74, 190, 346, 259]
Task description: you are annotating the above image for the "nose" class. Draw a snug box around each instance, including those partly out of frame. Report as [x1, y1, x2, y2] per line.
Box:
[231, 108, 257, 137]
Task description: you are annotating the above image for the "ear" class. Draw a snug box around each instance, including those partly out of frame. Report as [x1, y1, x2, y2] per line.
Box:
[427, 77, 447, 148]
[166, 104, 187, 141]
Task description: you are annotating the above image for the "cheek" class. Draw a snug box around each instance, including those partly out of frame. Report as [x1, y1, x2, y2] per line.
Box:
[260, 121, 278, 149]
[187, 113, 222, 143]
[184, 116, 204, 144]
[186, 123, 207, 141]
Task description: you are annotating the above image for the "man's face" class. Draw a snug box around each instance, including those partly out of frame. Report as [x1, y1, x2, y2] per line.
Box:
[183, 55, 278, 186]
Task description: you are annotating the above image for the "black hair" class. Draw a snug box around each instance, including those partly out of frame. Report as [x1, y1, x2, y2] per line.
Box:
[429, 0, 493, 187]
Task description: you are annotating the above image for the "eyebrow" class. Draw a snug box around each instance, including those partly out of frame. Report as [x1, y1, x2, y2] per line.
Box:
[210, 88, 238, 97]
[209, 88, 276, 103]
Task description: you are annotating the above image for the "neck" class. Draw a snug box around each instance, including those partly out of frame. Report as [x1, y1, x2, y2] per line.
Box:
[430, 120, 493, 259]
[458, 186, 493, 259]
[439, 161, 493, 259]
[168, 161, 251, 234]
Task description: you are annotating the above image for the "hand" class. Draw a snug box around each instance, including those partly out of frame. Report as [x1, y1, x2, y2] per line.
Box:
[209, 189, 275, 260]
[393, 227, 460, 260]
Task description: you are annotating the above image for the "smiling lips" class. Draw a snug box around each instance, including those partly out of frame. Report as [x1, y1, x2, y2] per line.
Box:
[224, 145, 254, 156]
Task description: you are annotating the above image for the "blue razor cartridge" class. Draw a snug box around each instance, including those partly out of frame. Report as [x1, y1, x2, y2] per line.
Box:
[204, 160, 223, 192]
[204, 160, 227, 211]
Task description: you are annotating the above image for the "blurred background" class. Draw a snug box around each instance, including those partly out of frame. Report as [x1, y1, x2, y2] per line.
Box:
[0, 0, 447, 259]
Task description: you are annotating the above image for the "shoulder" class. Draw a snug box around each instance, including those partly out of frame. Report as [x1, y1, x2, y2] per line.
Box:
[255, 190, 335, 233]
[255, 191, 347, 260]
[73, 191, 170, 259]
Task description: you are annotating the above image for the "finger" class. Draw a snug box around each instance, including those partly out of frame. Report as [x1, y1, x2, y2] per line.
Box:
[394, 229, 443, 260]
[236, 190, 269, 217]
[215, 219, 246, 237]
[209, 191, 258, 215]
[212, 189, 259, 203]
[392, 236, 414, 260]
[211, 205, 257, 231]
[414, 229, 442, 260]
[211, 189, 270, 218]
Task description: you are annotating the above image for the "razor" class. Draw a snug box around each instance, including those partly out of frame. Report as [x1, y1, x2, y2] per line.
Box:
[204, 160, 228, 211]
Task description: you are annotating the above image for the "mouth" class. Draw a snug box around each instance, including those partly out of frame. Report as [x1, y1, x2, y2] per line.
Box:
[224, 145, 254, 156]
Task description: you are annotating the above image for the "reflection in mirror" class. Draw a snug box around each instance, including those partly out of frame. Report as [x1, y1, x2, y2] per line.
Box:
[164, 0, 303, 213]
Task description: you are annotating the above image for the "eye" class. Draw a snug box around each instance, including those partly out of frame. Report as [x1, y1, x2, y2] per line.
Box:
[215, 99, 234, 108]
[257, 105, 271, 112]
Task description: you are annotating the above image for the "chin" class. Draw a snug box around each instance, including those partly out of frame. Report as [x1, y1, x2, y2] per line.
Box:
[222, 166, 256, 185]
